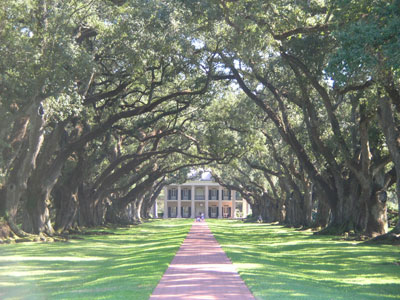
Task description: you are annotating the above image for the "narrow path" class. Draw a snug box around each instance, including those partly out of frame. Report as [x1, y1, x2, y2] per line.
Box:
[150, 221, 255, 300]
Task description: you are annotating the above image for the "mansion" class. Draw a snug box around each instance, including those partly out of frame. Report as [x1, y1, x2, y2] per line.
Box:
[156, 175, 250, 219]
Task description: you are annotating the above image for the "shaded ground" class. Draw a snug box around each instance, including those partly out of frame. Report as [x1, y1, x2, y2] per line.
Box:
[207, 220, 400, 300]
[0, 219, 192, 300]
[2, 219, 399, 299]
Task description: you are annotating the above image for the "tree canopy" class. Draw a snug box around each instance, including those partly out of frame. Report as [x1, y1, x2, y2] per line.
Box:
[0, 0, 399, 241]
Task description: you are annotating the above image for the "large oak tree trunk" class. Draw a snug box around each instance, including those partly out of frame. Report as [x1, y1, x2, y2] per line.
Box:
[314, 189, 331, 228]
[319, 176, 361, 235]
[1, 104, 45, 237]
[303, 181, 314, 227]
[133, 198, 143, 223]
[53, 154, 88, 232]
[141, 180, 164, 219]
[378, 97, 400, 233]
[366, 190, 388, 237]
[22, 175, 54, 235]
[250, 201, 261, 220]
[54, 185, 79, 233]
[20, 124, 68, 235]
[265, 197, 280, 223]
[280, 177, 311, 227]
[78, 187, 106, 227]
[105, 199, 134, 225]
[141, 193, 152, 219]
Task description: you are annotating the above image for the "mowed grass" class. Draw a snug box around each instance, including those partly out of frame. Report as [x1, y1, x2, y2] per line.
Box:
[0, 219, 193, 300]
[207, 220, 400, 300]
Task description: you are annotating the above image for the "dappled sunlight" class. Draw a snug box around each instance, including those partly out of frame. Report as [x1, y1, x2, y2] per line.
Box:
[208, 220, 400, 300]
[342, 275, 400, 285]
[266, 240, 311, 247]
[290, 292, 309, 297]
[223, 244, 255, 250]
[0, 219, 192, 300]
[0, 280, 24, 287]
[2, 219, 398, 299]
[234, 263, 264, 270]
[4, 269, 81, 277]
[0, 256, 104, 262]
[302, 269, 336, 276]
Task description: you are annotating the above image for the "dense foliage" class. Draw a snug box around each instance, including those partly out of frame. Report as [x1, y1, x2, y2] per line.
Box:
[0, 0, 398, 240]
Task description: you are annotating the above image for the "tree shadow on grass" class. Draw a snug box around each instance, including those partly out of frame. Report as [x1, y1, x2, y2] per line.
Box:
[207, 220, 400, 300]
[0, 219, 193, 300]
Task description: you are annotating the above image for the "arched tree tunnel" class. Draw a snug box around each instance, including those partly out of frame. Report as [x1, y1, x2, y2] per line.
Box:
[1, 0, 399, 241]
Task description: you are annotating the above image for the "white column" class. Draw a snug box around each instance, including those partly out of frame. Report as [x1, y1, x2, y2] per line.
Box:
[243, 199, 248, 217]
[205, 185, 209, 219]
[218, 186, 223, 219]
[177, 185, 181, 218]
[154, 200, 158, 218]
[232, 190, 236, 219]
[163, 187, 168, 219]
[191, 185, 195, 218]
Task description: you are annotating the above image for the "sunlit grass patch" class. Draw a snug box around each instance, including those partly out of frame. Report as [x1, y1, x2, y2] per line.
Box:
[207, 219, 400, 300]
[0, 219, 192, 300]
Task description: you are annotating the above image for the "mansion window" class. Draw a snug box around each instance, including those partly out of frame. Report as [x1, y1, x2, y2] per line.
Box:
[195, 188, 205, 200]
[222, 188, 231, 200]
[182, 188, 191, 200]
[168, 206, 177, 217]
[210, 206, 218, 218]
[222, 206, 231, 218]
[182, 206, 191, 217]
[168, 188, 177, 200]
[210, 189, 218, 200]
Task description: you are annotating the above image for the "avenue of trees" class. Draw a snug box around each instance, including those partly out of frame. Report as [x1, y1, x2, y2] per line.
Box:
[0, 0, 399, 241]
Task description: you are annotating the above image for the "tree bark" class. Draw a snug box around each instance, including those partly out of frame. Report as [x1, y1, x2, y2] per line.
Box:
[314, 190, 330, 228]
[78, 185, 106, 227]
[365, 190, 388, 237]
[1, 103, 45, 237]
[141, 181, 164, 219]
[54, 188, 79, 233]
[53, 154, 87, 232]
[21, 124, 66, 235]
[378, 97, 400, 233]
[22, 172, 55, 235]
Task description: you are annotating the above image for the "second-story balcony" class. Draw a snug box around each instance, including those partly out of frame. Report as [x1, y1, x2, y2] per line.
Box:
[167, 187, 238, 201]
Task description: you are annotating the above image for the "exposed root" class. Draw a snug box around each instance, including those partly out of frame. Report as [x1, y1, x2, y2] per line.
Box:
[66, 228, 115, 236]
[365, 232, 400, 245]
[7, 218, 33, 238]
[0, 220, 67, 244]
[314, 223, 356, 236]
[0, 219, 13, 240]
[0, 218, 35, 243]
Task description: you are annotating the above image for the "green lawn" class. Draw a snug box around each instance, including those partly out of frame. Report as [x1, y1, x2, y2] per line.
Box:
[0, 219, 192, 300]
[207, 220, 400, 300]
[3, 219, 399, 300]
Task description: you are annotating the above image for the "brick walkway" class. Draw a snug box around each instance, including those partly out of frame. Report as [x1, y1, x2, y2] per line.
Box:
[149, 221, 255, 300]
